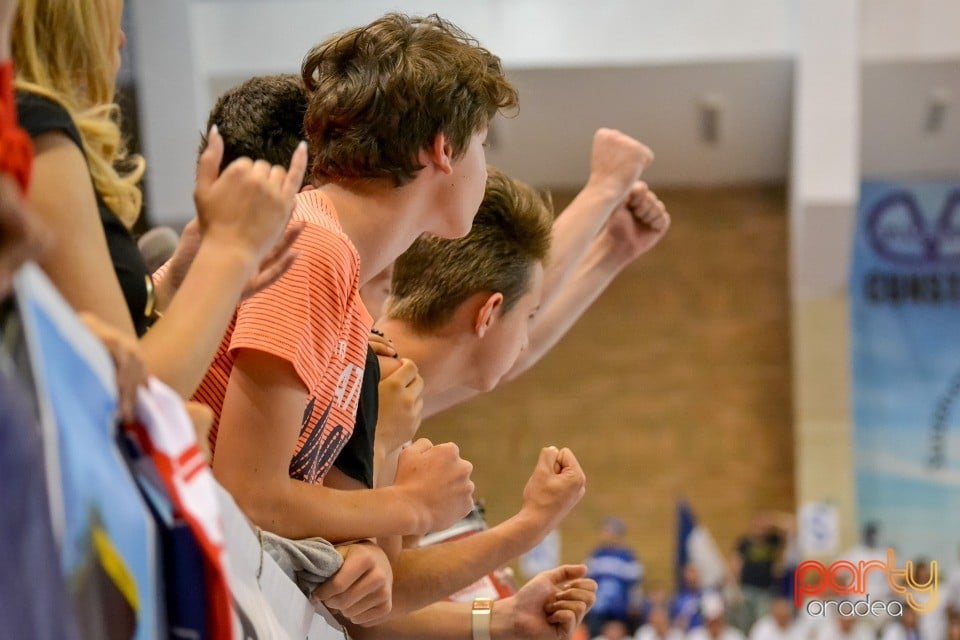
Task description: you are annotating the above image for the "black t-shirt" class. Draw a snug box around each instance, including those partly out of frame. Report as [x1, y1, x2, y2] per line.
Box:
[16, 91, 150, 337]
[332, 344, 380, 488]
[737, 532, 783, 590]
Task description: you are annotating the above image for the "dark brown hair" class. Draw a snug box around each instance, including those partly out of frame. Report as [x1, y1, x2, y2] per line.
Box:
[200, 74, 308, 179]
[301, 13, 518, 186]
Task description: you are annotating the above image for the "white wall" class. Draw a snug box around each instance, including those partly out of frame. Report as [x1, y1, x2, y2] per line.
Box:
[486, 62, 793, 189]
[131, 0, 960, 226]
[131, 0, 803, 224]
[861, 0, 960, 62]
[862, 61, 960, 182]
[130, 0, 204, 226]
[190, 0, 796, 77]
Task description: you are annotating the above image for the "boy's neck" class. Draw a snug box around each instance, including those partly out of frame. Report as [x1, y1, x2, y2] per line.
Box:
[376, 317, 469, 398]
[318, 181, 427, 287]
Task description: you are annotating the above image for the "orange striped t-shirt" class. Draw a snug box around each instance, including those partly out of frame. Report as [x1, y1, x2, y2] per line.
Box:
[194, 190, 372, 484]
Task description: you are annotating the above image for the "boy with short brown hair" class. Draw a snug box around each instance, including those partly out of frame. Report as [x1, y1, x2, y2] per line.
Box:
[193, 12, 525, 629]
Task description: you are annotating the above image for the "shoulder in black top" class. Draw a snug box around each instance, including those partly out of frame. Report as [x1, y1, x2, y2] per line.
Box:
[333, 345, 381, 488]
[16, 91, 150, 337]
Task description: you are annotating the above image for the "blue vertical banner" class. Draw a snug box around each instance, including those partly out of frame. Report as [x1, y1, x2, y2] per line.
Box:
[851, 180, 960, 562]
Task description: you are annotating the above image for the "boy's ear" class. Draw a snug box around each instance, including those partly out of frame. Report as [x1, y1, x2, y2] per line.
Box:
[474, 292, 504, 338]
[425, 132, 454, 175]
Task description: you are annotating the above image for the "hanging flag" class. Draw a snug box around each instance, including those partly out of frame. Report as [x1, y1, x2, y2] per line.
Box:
[121, 378, 234, 640]
[16, 263, 161, 640]
[676, 501, 728, 590]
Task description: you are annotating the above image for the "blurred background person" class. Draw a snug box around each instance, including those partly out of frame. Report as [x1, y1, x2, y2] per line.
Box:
[635, 604, 683, 640]
[749, 598, 798, 640]
[688, 593, 746, 640]
[586, 516, 645, 636]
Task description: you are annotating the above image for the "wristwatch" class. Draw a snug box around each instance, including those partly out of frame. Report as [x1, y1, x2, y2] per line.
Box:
[471, 597, 493, 640]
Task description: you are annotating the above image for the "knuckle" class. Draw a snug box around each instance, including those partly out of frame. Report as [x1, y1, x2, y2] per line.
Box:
[231, 157, 253, 173]
[323, 593, 343, 609]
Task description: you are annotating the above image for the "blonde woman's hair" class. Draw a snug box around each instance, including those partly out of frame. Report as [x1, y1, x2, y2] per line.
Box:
[13, 0, 145, 228]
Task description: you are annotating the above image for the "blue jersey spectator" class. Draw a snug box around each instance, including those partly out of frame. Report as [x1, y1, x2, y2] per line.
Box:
[585, 516, 644, 636]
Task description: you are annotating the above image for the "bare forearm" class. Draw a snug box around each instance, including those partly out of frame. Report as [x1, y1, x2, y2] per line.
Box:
[140, 241, 255, 397]
[377, 534, 403, 566]
[152, 265, 179, 313]
[541, 184, 621, 307]
[222, 474, 423, 544]
[347, 602, 472, 640]
[507, 236, 629, 381]
[391, 512, 543, 614]
[374, 445, 401, 488]
[424, 233, 631, 418]
[348, 600, 516, 640]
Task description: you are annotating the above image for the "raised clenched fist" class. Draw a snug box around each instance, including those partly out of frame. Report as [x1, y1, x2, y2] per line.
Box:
[586, 128, 654, 202]
[602, 181, 671, 263]
[520, 446, 587, 535]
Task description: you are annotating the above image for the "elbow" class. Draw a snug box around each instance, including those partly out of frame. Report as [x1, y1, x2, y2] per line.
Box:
[217, 469, 290, 535]
[238, 493, 284, 534]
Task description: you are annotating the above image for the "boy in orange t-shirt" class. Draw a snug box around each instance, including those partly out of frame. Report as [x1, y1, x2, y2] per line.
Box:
[192, 13, 532, 630]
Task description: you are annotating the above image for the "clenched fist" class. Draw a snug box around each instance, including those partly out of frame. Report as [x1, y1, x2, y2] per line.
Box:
[376, 357, 424, 454]
[312, 540, 393, 627]
[393, 438, 474, 534]
[520, 447, 587, 536]
[602, 181, 671, 263]
[586, 128, 654, 203]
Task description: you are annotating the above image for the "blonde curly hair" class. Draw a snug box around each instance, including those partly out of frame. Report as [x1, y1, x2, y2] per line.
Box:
[13, 0, 145, 228]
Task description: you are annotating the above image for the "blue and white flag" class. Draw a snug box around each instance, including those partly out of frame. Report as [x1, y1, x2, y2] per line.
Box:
[676, 501, 727, 590]
[16, 264, 161, 640]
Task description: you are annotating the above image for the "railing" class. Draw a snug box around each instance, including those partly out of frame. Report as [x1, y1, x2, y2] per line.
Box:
[217, 487, 347, 640]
